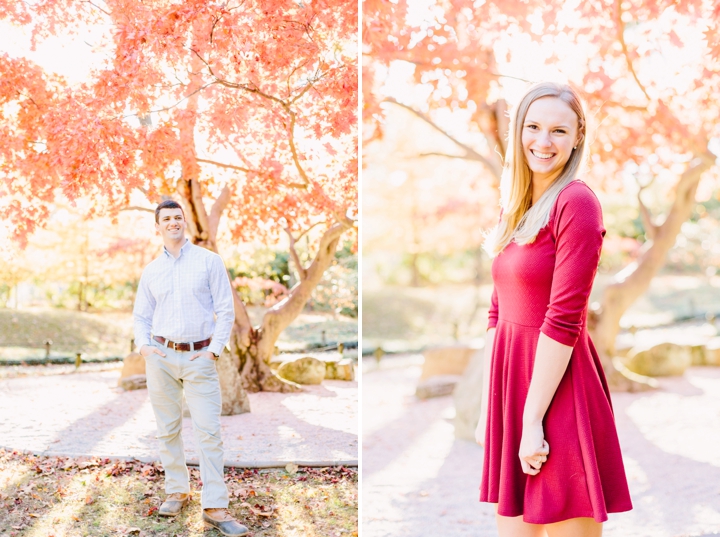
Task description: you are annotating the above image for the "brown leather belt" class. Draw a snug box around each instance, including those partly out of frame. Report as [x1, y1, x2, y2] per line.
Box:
[153, 335, 212, 352]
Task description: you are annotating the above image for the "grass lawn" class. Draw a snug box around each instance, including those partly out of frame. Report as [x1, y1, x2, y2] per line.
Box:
[0, 308, 358, 362]
[0, 450, 357, 537]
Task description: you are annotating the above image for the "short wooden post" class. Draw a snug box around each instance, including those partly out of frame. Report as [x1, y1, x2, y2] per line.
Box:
[44, 339, 53, 360]
[75, 353, 82, 369]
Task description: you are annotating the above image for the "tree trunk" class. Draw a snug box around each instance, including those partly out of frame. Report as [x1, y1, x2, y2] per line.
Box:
[168, 26, 354, 414]
[590, 154, 714, 391]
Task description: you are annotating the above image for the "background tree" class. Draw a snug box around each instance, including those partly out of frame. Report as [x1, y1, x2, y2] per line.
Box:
[0, 0, 357, 412]
[363, 0, 720, 389]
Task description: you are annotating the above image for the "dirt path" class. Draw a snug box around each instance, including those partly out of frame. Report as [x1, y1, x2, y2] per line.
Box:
[363, 358, 720, 537]
[0, 370, 357, 467]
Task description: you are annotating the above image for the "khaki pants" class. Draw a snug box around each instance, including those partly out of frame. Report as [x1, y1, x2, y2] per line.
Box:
[145, 340, 229, 509]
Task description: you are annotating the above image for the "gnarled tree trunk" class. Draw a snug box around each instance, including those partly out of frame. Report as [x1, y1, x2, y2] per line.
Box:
[589, 153, 715, 391]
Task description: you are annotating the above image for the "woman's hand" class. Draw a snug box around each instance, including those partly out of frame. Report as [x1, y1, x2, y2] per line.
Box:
[519, 420, 549, 475]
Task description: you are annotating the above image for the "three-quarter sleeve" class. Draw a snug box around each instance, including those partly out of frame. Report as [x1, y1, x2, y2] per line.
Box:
[488, 286, 499, 329]
[540, 184, 605, 347]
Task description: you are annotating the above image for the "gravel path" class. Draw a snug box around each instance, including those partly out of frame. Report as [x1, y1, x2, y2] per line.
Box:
[363, 358, 720, 537]
[0, 369, 357, 467]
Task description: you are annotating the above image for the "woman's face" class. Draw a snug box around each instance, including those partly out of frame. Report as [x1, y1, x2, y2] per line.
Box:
[521, 97, 580, 185]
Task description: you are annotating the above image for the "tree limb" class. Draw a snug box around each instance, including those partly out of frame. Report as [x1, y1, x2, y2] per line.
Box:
[296, 220, 326, 242]
[122, 81, 217, 119]
[197, 157, 252, 173]
[287, 111, 310, 185]
[208, 185, 231, 241]
[616, 0, 651, 102]
[635, 174, 658, 241]
[189, 48, 287, 107]
[284, 227, 307, 282]
[384, 98, 502, 181]
[418, 151, 474, 160]
[120, 206, 154, 213]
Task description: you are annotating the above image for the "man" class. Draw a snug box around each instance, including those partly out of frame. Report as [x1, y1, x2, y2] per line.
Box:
[133, 200, 247, 536]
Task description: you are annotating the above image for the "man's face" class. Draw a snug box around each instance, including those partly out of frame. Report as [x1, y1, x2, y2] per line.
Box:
[155, 208, 186, 242]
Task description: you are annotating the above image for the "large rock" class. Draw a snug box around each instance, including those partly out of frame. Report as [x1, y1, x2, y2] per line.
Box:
[416, 374, 461, 399]
[277, 356, 326, 385]
[452, 346, 485, 441]
[420, 344, 482, 381]
[118, 352, 145, 386]
[705, 338, 720, 366]
[690, 343, 707, 366]
[325, 359, 355, 381]
[119, 374, 147, 391]
[624, 342, 692, 377]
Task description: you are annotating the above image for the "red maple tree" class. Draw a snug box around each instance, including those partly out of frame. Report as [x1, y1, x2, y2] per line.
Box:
[1, 0, 357, 412]
[364, 0, 720, 389]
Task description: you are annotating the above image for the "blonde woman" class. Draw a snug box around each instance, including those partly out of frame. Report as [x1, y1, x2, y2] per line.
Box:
[476, 82, 632, 536]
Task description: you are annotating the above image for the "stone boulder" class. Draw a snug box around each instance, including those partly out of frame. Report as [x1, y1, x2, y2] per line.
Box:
[705, 338, 720, 366]
[690, 343, 707, 366]
[119, 374, 147, 391]
[452, 346, 485, 441]
[325, 359, 355, 381]
[118, 352, 145, 386]
[420, 344, 482, 381]
[624, 342, 692, 377]
[416, 374, 461, 399]
[277, 356, 326, 385]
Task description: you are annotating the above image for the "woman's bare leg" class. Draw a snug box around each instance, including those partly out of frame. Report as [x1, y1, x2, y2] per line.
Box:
[546, 517, 602, 537]
[496, 511, 547, 537]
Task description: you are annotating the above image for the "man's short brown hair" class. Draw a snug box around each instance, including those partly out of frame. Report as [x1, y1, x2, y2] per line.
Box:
[155, 200, 185, 223]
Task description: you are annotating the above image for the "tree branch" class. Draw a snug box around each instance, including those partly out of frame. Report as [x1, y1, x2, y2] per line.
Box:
[122, 81, 217, 119]
[287, 111, 310, 185]
[616, 0, 651, 102]
[284, 227, 307, 282]
[635, 174, 658, 240]
[296, 220, 326, 242]
[417, 152, 473, 160]
[208, 185, 231, 241]
[83, 0, 110, 16]
[197, 157, 252, 173]
[189, 48, 287, 107]
[120, 206, 154, 213]
[384, 98, 502, 181]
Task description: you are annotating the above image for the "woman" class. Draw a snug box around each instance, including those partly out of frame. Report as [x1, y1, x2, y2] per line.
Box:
[476, 82, 632, 537]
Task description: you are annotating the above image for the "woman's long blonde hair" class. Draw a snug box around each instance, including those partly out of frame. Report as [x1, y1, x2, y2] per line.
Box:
[484, 82, 586, 257]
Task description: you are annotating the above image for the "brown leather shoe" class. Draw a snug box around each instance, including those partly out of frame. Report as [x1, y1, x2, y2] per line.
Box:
[158, 493, 189, 517]
[202, 508, 248, 536]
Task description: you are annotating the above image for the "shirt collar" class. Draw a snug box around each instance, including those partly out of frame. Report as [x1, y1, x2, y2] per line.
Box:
[163, 238, 191, 258]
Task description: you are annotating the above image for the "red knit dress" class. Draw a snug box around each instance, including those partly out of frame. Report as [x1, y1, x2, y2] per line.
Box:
[479, 180, 632, 524]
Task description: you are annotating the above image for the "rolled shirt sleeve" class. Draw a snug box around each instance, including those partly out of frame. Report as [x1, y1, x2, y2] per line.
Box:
[207, 254, 235, 356]
[540, 184, 605, 347]
[133, 270, 155, 350]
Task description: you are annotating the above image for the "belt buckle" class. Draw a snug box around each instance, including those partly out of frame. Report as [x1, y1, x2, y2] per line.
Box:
[172, 342, 180, 351]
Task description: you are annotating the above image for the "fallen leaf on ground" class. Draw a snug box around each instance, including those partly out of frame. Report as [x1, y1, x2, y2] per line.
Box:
[285, 463, 298, 475]
[241, 502, 274, 517]
[85, 495, 94, 505]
